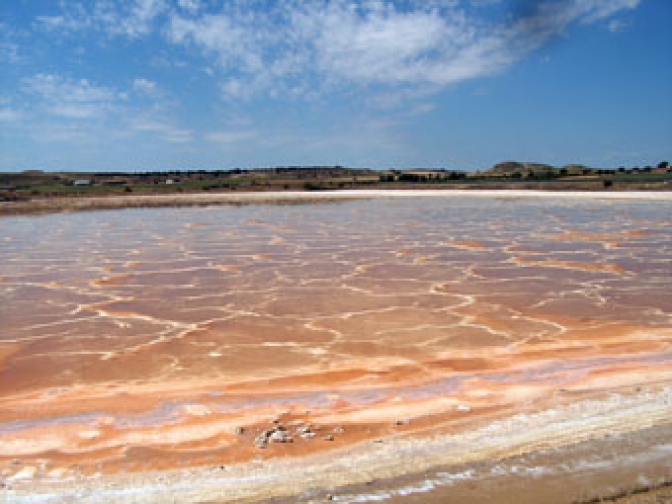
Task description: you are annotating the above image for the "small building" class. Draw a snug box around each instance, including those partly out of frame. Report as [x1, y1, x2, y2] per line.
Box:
[73, 179, 92, 186]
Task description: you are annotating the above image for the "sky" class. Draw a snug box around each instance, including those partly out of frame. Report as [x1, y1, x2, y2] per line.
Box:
[1, 0, 670, 172]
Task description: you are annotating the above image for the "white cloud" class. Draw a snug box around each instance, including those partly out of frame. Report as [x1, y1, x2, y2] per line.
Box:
[608, 20, 628, 33]
[167, 12, 265, 72]
[91, 0, 165, 39]
[579, 0, 640, 24]
[129, 117, 192, 143]
[163, 0, 640, 100]
[36, 0, 165, 39]
[0, 108, 23, 122]
[0, 21, 21, 64]
[311, 4, 456, 85]
[30, 1, 641, 104]
[133, 77, 160, 96]
[206, 130, 257, 144]
[176, 0, 201, 14]
[23, 73, 119, 119]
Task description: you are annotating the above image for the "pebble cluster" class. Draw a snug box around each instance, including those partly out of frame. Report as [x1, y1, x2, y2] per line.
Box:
[243, 416, 346, 449]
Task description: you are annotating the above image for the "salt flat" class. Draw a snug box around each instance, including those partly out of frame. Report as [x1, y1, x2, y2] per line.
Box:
[1, 193, 670, 502]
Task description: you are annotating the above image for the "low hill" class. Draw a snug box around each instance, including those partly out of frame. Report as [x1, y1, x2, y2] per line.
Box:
[487, 161, 556, 176]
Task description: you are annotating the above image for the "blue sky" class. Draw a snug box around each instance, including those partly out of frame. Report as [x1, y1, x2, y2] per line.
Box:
[1, 0, 670, 171]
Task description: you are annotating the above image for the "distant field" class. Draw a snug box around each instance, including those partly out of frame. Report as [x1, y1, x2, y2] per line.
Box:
[0, 168, 670, 207]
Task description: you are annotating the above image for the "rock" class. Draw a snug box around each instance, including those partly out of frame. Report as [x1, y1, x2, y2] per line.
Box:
[394, 419, 409, 426]
[457, 404, 471, 412]
[235, 426, 245, 435]
[254, 434, 268, 449]
[323, 434, 334, 441]
[298, 427, 316, 439]
[333, 426, 344, 434]
[268, 429, 293, 443]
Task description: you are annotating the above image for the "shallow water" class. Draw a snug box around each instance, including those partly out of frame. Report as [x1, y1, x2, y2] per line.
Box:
[1, 195, 671, 500]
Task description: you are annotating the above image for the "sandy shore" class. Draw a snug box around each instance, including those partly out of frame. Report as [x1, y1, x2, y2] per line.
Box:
[2, 189, 672, 216]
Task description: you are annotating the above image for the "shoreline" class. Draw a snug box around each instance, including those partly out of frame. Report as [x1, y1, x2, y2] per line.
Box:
[2, 189, 672, 217]
[4, 385, 671, 503]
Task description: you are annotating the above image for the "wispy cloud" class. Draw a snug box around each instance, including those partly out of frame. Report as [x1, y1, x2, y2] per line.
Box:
[163, 0, 641, 99]
[36, 0, 165, 39]
[129, 117, 192, 143]
[206, 130, 257, 145]
[30, 1, 641, 104]
[608, 19, 629, 33]
[133, 78, 161, 97]
[23, 73, 119, 119]
[0, 108, 23, 123]
[17, 72, 190, 146]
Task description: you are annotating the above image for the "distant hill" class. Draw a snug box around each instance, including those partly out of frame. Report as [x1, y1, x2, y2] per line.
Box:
[487, 162, 556, 176]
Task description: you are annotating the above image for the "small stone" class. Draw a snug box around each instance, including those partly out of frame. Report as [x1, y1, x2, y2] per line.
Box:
[235, 426, 245, 435]
[394, 419, 409, 426]
[254, 434, 268, 449]
[333, 426, 344, 434]
[324, 434, 334, 441]
[457, 404, 471, 412]
[268, 430, 293, 443]
[298, 427, 316, 439]
[326, 494, 334, 501]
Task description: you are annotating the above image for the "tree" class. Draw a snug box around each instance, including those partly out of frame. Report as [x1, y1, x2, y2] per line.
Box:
[658, 161, 669, 169]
